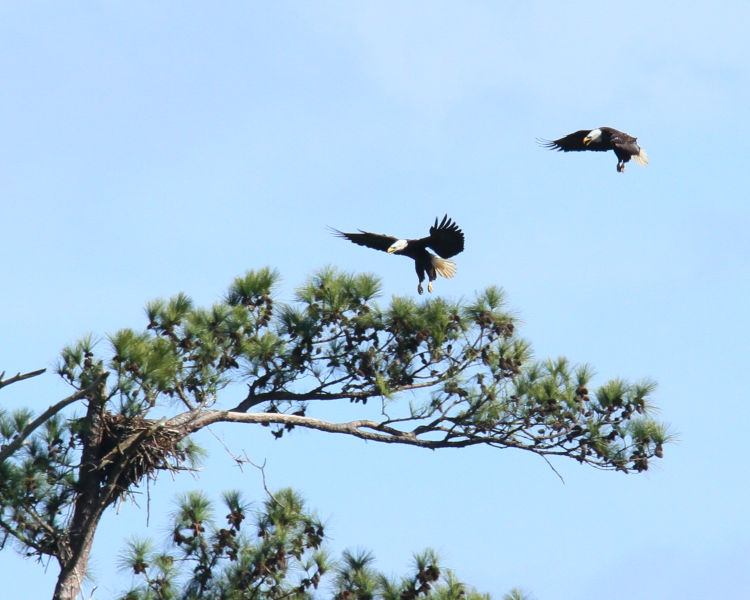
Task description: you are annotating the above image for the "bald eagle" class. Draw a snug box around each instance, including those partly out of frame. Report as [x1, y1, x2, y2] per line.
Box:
[331, 215, 465, 295]
[540, 127, 648, 172]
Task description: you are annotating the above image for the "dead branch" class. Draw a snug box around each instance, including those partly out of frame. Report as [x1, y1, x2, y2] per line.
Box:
[0, 368, 46, 391]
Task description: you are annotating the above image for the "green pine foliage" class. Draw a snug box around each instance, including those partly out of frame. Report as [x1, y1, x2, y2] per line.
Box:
[117, 488, 494, 600]
[117, 488, 328, 600]
[0, 267, 672, 599]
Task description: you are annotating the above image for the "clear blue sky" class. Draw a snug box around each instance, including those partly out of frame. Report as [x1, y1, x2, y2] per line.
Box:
[1, 2, 749, 598]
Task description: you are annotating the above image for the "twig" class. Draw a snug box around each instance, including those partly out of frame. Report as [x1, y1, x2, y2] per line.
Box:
[539, 454, 565, 484]
[0, 368, 46, 391]
[205, 429, 285, 508]
[207, 428, 251, 471]
[244, 454, 287, 510]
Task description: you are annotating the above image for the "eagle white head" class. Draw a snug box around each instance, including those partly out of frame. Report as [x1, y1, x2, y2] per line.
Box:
[583, 128, 602, 146]
[387, 239, 408, 254]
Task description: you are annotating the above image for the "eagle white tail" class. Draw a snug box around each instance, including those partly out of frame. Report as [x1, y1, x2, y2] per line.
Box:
[633, 148, 648, 166]
[432, 256, 456, 279]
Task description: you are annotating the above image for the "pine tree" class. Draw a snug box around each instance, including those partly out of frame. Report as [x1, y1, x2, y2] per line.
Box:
[0, 268, 669, 599]
[117, 487, 492, 600]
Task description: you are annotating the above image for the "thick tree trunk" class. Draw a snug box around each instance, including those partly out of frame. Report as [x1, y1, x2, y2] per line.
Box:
[53, 533, 96, 600]
[52, 485, 112, 600]
[52, 385, 109, 600]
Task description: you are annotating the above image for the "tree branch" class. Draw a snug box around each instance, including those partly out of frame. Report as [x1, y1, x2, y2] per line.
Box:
[0, 372, 107, 465]
[233, 381, 440, 412]
[0, 368, 46, 391]
[180, 410, 484, 449]
[170, 407, 626, 472]
[0, 515, 49, 556]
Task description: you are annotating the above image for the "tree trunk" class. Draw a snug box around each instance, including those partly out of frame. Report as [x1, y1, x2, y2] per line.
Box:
[52, 385, 109, 600]
[53, 533, 96, 600]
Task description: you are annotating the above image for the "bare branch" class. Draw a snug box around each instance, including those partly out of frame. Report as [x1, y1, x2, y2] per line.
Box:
[181, 409, 484, 449]
[174, 384, 196, 410]
[0, 368, 46, 392]
[167, 406, 629, 471]
[246, 456, 288, 509]
[538, 454, 565, 484]
[0, 372, 108, 465]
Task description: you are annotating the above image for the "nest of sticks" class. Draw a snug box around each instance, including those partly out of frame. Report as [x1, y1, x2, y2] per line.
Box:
[98, 413, 192, 494]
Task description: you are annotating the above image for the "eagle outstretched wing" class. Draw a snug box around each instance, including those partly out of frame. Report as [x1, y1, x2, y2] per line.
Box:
[329, 228, 397, 253]
[426, 214, 464, 258]
[539, 129, 609, 152]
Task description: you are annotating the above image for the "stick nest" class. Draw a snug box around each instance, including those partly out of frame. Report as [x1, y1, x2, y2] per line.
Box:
[99, 413, 192, 494]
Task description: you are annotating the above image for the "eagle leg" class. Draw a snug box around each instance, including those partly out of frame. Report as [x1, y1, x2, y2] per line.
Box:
[428, 281, 433, 293]
[417, 283, 424, 295]
[617, 161, 625, 173]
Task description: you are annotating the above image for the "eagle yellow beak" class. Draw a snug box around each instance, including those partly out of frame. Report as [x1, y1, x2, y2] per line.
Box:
[583, 136, 591, 145]
[386, 247, 395, 253]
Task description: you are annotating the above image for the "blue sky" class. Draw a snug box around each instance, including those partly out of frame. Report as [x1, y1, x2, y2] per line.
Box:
[1, 2, 749, 598]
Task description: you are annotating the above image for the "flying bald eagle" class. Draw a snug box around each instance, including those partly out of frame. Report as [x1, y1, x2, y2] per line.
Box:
[331, 215, 465, 295]
[540, 127, 648, 172]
